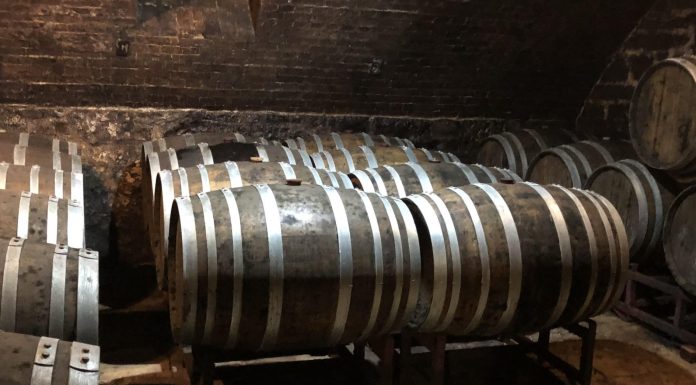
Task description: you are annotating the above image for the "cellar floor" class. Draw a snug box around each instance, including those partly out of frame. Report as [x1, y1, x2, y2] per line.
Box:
[210, 313, 696, 385]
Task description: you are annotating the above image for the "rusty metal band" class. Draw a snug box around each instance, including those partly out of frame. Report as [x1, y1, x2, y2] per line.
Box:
[581, 141, 614, 164]
[54, 170, 65, 199]
[0, 162, 8, 189]
[147, 152, 162, 194]
[176, 196, 198, 342]
[183, 133, 195, 147]
[68, 199, 84, 249]
[547, 148, 583, 188]
[323, 169, 340, 187]
[472, 164, 498, 183]
[223, 161, 243, 188]
[198, 193, 219, 345]
[256, 185, 284, 350]
[603, 162, 648, 258]
[426, 193, 461, 331]
[573, 189, 617, 316]
[490, 135, 517, 175]
[360, 146, 379, 168]
[68, 142, 78, 156]
[322, 186, 353, 344]
[177, 168, 190, 197]
[379, 134, 390, 146]
[76, 249, 99, 344]
[405, 162, 434, 193]
[523, 129, 547, 149]
[306, 167, 323, 185]
[310, 153, 326, 169]
[198, 143, 214, 165]
[364, 168, 388, 196]
[525, 183, 572, 329]
[29, 165, 40, 194]
[142, 141, 154, 156]
[47, 195, 59, 244]
[503, 132, 529, 175]
[356, 191, 383, 341]
[448, 153, 461, 162]
[404, 194, 446, 332]
[561, 144, 593, 179]
[18, 132, 29, 147]
[452, 162, 480, 183]
[285, 138, 298, 149]
[14, 145, 26, 166]
[31, 336, 59, 385]
[324, 151, 337, 172]
[71, 172, 84, 204]
[281, 146, 296, 165]
[196, 164, 211, 193]
[167, 148, 180, 170]
[378, 197, 405, 334]
[279, 162, 297, 181]
[402, 146, 418, 163]
[336, 172, 353, 189]
[297, 150, 313, 167]
[49, 244, 69, 339]
[17, 191, 32, 239]
[393, 199, 420, 328]
[473, 183, 522, 335]
[590, 191, 629, 312]
[448, 187, 490, 333]
[337, 148, 355, 172]
[221, 188, 245, 349]
[383, 165, 406, 197]
[331, 132, 345, 149]
[624, 159, 664, 260]
[350, 170, 375, 193]
[71, 155, 82, 174]
[361, 132, 375, 147]
[312, 134, 324, 152]
[234, 133, 246, 142]
[296, 137, 308, 152]
[68, 341, 100, 385]
[0, 237, 23, 330]
[554, 186, 598, 323]
[157, 138, 167, 152]
[420, 148, 434, 161]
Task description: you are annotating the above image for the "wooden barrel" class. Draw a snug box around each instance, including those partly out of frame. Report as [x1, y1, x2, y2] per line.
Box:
[417, 148, 461, 163]
[286, 132, 415, 153]
[311, 146, 449, 173]
[167, 184, 420, 352]
[0, 132, 79, 155]
[0, 238, 98, 344]
[476, 128, 579, 177]
[629, 57, 696, 183]
[151, 161, 353, 287]
[350, 162, 520, 198]
[0, 330, 99, 385]
[0, 191, 84, 249]
[0, 143, 81, 173]
[141, 132, 270, 158]
[585, 160, 678, 264]
[0, 163, 83, 203]
[526, 140, 636, 188]
[404, 182, 628, 336]
[664, 186, 696, 296]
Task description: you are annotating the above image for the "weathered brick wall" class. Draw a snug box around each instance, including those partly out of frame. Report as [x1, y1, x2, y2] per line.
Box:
[0, 0, 652, 120]
[576, 0, 696, 138]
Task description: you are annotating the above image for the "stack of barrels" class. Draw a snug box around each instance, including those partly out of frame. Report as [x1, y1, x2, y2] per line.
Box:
[143, 129, 628, 355]
[0, 132, 99, 385]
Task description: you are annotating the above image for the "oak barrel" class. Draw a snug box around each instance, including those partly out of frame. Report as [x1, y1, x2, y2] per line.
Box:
[629, 57, 696, 182]
[476, 129, 579, 176]
[286, 132, 415, 153]
[0, 163, 83, 203]
[586, 159, 678, 264]
[0, 143, 82, 173]
[168, 184, 420, 351]
[664, 186, 696, 296]
[151, 161, 353, 286]
[141, 132, 269, 158]
[404, 182, 628, 335]
[0, 238, 98, 344]
[526, 140, 635, 188]
[0, 191, 84, 249]
[351, 162, 520, 198]
[0, 330, 99, 385]
[0, 132, 79, 155]
[312, 146, 452, 173]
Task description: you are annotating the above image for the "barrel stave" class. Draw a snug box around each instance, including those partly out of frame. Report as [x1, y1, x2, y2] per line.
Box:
[664, 186, 696, 296]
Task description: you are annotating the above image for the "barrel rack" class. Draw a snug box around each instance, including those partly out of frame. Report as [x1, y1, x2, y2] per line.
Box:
[614, 264, 696, 359]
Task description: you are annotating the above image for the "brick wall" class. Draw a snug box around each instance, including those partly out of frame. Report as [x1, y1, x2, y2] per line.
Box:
[0, 0, 651, 120]
[576, 0, 696, 138]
